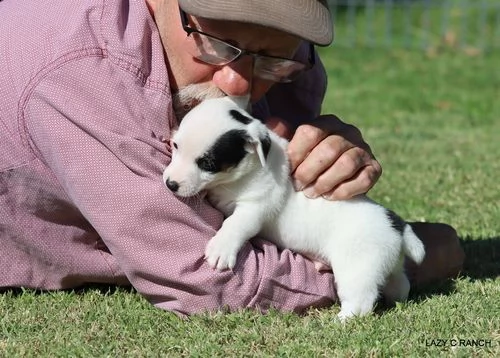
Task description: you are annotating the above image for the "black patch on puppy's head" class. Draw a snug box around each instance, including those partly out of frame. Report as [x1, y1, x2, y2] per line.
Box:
[229, 109, 271, 161]
[229, 109, 253, 125]
[196, 129, 249, 173]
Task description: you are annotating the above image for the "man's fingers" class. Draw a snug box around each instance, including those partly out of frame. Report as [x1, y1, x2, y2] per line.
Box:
[321, 161, 382, 200]
[287, 124, 328, 173]
[292, 135, 354, 191]
[267, 114, 382, 200]
[301, 147, 374, 198]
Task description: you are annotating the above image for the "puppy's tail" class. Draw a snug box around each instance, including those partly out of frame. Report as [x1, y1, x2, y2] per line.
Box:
[402, 225, 425, 264]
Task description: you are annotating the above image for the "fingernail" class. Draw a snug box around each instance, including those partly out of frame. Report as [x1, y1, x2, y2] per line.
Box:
[303, 186, 319, 199]
[322, 193, 339, 201]
[321, 194, 334, 201]
[293, 179, 304, 191]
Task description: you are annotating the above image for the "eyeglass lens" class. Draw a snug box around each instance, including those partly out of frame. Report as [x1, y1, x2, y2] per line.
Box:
[185, 32, 309, 82]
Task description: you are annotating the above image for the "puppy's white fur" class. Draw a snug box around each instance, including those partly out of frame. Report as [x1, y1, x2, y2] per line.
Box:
[163, 97, 425, 320]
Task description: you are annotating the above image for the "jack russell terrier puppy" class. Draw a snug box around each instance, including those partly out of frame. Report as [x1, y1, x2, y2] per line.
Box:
[163, 96, 425, 320]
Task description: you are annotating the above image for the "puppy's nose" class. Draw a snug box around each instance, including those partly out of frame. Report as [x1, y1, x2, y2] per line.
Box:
[165, 178, 179, 192]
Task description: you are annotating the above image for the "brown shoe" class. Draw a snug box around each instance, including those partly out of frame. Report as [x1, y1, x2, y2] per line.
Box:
[405, 222, 465, 288]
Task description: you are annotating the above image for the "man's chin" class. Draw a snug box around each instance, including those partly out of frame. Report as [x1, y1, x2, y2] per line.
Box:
[172, 85, 226, 120]
[172, 98, 199, 121]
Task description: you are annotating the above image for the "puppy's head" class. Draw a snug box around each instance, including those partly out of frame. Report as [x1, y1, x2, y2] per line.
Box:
[163, 97, 271, 197]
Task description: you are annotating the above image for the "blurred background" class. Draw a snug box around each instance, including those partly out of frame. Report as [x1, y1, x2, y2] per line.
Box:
[327, 0, 499, 52]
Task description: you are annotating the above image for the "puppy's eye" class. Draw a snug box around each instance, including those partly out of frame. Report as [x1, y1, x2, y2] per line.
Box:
[196, 155, 217, 173]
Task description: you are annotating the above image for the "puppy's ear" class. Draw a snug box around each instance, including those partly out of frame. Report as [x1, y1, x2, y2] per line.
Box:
[244, 122, 271, 167]
[227, 95, 250, 111]
[244, 138, 266, 167]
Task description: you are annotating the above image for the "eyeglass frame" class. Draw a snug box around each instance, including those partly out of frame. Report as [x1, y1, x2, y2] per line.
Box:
[179, 8, 316, 83]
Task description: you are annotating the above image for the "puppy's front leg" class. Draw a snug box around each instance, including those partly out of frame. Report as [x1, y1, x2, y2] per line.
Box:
[205, 204, 266, 270]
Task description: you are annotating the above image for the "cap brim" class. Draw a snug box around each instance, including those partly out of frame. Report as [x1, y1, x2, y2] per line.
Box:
[178, 0, 333, 46]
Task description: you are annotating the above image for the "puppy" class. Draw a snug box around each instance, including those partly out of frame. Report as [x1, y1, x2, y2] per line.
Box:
[163, 96, 425, 320]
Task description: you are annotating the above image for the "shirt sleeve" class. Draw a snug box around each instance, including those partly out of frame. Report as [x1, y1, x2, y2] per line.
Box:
[23, 55, 336, 316]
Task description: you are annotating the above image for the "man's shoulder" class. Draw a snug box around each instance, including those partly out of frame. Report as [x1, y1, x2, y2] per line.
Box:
[0, 0, 168, 93]
[0, 0, 172, 169]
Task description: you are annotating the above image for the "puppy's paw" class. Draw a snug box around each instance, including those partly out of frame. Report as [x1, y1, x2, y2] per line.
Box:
[336, 310, 354, 323]
[204, 234, 240, 271]
[336, 300, 374, 322]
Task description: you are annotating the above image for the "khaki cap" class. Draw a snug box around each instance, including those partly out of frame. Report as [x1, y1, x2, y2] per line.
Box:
[177, 0, 333, 46]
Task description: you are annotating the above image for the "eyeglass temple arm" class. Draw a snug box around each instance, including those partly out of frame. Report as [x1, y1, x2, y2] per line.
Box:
[180, 7, 195, 34]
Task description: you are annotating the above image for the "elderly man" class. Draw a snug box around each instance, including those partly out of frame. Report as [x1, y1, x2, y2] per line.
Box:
[0, 0, 463, 315]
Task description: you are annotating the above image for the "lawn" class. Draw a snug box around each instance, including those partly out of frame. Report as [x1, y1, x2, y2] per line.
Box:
[1, 46, 499, 356]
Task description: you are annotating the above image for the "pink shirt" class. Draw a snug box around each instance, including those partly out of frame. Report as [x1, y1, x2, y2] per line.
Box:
[0, 0, 336, 315]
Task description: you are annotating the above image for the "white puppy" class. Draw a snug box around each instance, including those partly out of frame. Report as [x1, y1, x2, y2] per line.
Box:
[163, 96, 425, 320]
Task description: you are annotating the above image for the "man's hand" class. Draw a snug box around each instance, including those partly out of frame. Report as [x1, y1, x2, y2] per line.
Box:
[267, 114, 382, 200]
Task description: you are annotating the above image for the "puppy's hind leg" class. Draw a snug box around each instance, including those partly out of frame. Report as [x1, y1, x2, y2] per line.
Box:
[382, 266, 411, 306]
[334, 267, 381, 322]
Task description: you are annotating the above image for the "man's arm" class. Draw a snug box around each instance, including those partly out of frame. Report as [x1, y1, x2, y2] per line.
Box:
[23, 56, 336, 315]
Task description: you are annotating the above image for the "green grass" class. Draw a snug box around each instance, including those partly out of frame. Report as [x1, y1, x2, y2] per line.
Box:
[1, 47, 499, 356]
[319, 47, 500, 236]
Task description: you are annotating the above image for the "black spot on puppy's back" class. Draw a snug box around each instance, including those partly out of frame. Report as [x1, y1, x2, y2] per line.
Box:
[229, 109, 253, 125]
[386, 209, 406, 235]
[196, 129, 249, 173]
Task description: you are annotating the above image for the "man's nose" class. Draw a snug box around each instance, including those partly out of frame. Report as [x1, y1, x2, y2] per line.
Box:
[212, 56, 254, 97]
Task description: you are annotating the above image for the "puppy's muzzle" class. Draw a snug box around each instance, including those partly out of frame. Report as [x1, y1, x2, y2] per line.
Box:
[165, 178, 179, 193]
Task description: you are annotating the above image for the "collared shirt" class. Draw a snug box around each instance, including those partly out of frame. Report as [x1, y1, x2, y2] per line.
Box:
[0, 0, 335, 315]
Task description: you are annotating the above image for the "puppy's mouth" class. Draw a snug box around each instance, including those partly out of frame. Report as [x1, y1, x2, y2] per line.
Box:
[164, 175, 206, 198]
[167, 183, 201, 198]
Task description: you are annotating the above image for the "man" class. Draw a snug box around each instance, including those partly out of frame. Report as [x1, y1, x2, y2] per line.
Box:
[0, 0, 463, 316]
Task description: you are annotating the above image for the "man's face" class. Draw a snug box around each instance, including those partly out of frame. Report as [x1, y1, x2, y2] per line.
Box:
[146, 0, 302, 118]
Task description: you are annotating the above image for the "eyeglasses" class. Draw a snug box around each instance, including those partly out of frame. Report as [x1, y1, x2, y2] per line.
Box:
[179, 8, 315, 83]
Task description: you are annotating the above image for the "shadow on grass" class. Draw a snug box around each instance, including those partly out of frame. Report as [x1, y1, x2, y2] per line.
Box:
[411, 280, 457, 303]
[460, 235, 500, 281]
[0, 283, 135, 296]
